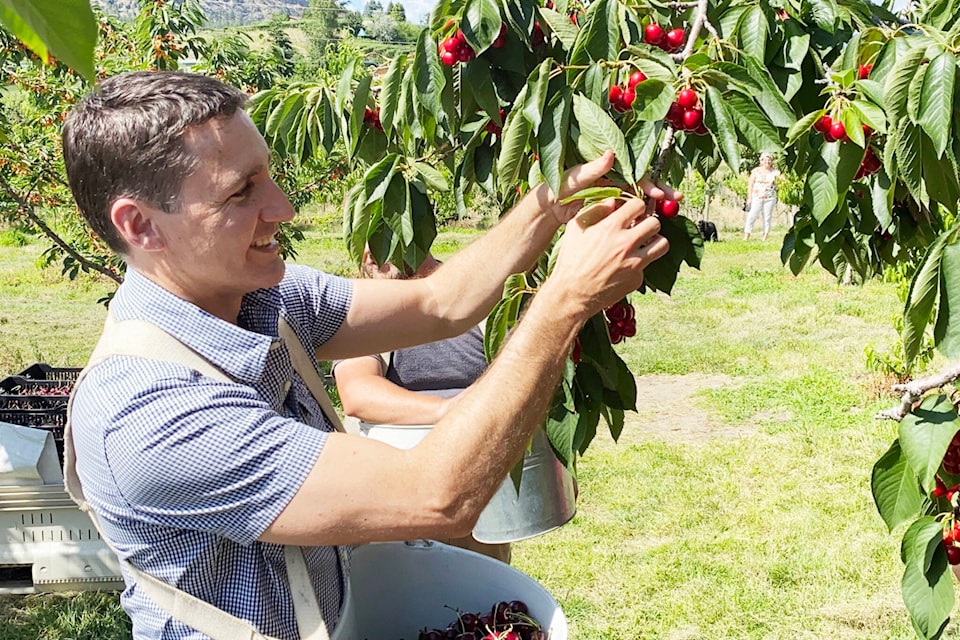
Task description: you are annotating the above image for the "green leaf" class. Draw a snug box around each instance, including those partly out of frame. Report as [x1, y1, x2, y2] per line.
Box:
[808, 0, 839, 32]
[349, 75, 372, 158]
[630, 79, 673, 122]
[841, 107, 865, 148]
[871, 169, 894, 230]
[626, 119, 661, 183]
[559, 186, 623, 204]
[922, 133, 960, 214]
[850, 99, 886, 134]
[546, 405, 580, 470]
[935, 241, 960, 358]
[871, 440, 924, 532]
[738, 6, 769, 63]
[903, 227, 954, 369]
[497, 111, 533, 197]
[805, 142, 840, 223]
[382, 174, 410, 245]
[918, 50, 956, 158]
[463, 60, 501, 127]
[725, 93, 782, 152]
[414, 29, 446, 119]
[897, 120, 925, 206]
[379, 54, 407, 135]
[900, 395, 960, 494]
[885, 46, 925, 125]
[538, 90, 572, 199]
[0, 0, 97, 80]
[363, 153, 400, 206]
[570, 0, 619, 64]
[703, 86, 740, 174]
[411, 161, 449, 191]
[335, 58, 358, 115]
[786, 109, 826, 148]
[901, 517, 953, 640]
[461, 0, 502, 51]
[742, 55, 796, 129]
[540, 7, 579, 50]
[406, 184, 437, 268]
[572, 93, 632, 181]
[701, 61, 761, 92]
[522, 60, 552, 135]
[856, 78, 886, 107]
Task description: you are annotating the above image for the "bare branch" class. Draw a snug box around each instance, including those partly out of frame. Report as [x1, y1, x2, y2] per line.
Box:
[876, 361, 960, 420]
[0, 173, 123, 285]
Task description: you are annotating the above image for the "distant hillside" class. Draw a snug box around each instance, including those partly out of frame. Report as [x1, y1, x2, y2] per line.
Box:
[93, 0, 310, 25]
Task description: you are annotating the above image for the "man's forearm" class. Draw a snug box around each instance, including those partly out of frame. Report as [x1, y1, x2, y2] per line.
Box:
[339, 374, 448, 425]
[411, 279, 580, 520]
[424, 189, 560, 327]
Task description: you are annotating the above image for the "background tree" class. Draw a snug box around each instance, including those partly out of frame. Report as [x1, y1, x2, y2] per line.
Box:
[363, 0, 383, 16]
[387, 2, 407, 23]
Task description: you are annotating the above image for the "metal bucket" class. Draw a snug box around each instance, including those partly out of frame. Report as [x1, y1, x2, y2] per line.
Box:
[357, 422, 576, 544]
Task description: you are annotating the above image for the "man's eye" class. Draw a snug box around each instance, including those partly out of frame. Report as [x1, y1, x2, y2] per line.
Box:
[231, 183, 253, 199]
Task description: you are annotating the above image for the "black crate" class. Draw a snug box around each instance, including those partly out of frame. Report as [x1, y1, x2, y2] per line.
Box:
[0, 390, 69, 411]
[17, 363, 82, 383]
[0, 408, 66, 463]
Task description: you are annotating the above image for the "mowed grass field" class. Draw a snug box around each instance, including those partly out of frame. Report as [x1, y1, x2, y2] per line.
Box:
[0, 216, 953, 639]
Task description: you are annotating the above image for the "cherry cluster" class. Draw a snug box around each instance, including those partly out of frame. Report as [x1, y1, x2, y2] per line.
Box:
[665, 88, 705, 135]
[643, 23, 685, 52]
[439, 29, 476, 66]
[21, 386, 72, 396]
[363, 107, 383, 132]
[943, 431, 960, 475]
[605, 299, 636, 344]
[944, 521, 960, 565]
[608, 70, 646, 113]
[484, 108, 507, 136]
[858, 63, 872, 80]
[412, 600, 544, 640]
[854, 147, 882, 180]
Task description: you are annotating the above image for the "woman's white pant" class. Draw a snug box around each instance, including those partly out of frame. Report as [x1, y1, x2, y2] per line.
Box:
[745, 198, 776, 235]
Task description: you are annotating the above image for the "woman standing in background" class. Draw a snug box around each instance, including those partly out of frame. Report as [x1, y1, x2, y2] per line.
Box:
[744, 152, 781, 241]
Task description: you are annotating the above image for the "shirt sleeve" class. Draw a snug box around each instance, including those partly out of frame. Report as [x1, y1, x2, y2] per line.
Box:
[280, 264, 353, 351]
[74, 358, 327, 546]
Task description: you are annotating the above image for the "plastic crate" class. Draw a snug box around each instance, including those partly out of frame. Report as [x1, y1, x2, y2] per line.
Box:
[0, 408, 66, 463]
[16, 364, 82, 383]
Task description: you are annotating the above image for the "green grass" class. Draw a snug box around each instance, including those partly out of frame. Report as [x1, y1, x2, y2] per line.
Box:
[0, 230, 947, 639]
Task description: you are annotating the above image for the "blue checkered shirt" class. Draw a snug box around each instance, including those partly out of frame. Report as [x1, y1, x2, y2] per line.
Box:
[70, 266, 353, 639]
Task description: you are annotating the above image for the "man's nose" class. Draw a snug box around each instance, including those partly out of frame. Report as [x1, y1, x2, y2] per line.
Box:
[260, 179, 296, 222]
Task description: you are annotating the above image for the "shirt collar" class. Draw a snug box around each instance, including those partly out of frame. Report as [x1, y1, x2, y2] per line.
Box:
[109, 269, 278, 386]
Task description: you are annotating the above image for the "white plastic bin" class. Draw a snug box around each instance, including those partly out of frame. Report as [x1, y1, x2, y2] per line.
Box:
[338, 540, 567, 640]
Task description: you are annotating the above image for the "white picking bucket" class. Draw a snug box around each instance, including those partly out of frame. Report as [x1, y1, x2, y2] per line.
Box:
[337, 540, 567, 640]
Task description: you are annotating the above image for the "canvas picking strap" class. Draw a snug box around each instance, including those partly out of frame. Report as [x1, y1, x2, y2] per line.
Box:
[64, 313, 343, 640]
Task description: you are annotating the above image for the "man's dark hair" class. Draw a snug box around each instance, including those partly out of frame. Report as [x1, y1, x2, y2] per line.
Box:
[62, 71, 249, 254]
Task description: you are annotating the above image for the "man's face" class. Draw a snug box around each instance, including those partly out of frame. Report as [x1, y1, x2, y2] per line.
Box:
[145, 111, 295, 319]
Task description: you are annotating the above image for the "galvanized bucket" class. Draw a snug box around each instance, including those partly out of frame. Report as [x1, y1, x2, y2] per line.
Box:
[357, 422, 576, 544]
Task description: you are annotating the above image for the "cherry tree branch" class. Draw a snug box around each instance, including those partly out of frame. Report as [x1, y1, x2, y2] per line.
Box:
[0, 173, 123, 284]
[876, 362, 960, 420]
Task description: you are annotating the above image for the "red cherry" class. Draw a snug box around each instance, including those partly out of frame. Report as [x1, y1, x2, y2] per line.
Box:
[858, 63, 872, 80]
[948, 545, 960, 565]
[571, 339, 581, 364]
[609, 323, 623, 344]
[682, 108, 703, 130]
[492, 23, 507, 48]
[628, 70, 646, 88]
[608, 84, 623, 107]
[665, 28, 685, 51]
[644, 23, 665, 46]
[656, 198, 680, 218]
[666, 101, 684, 128]
[441, 50, 457, 66]
[621, 87, 636, 108]
[828, 121, 847, 142]
[455, 29, 466, 43]
[620, 319, 637, 338]
[605, 302, 629, 322]
[442, 36, 458, 52]
[677, 88, 698, 109]
[694, 122, 708, 135]
[532, 22, 545, 46]
[570, 13, 578, 26]
[813, 114, 832, 133]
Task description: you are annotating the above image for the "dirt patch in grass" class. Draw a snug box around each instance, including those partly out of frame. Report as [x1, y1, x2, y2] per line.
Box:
[623, 373, 753, 445]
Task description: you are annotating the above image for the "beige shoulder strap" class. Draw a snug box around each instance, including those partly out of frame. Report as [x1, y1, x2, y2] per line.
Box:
[65, 314, 339, 640]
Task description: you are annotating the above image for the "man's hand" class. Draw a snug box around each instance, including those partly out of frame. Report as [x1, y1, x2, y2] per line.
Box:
[547, 195, 670, 319]
[525, 150, 684, 225]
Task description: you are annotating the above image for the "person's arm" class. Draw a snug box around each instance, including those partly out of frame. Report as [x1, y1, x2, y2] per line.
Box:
[333, 356, 450, 425]
[746, 170, 756, 206]
[261, 194, 669, 547]
[316, 152, 680, 361]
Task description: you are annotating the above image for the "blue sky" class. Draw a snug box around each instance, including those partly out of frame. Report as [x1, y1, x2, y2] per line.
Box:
[343, 0, 435, 24]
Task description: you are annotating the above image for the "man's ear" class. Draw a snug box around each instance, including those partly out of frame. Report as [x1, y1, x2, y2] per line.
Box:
[110, 198, 163, 251]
